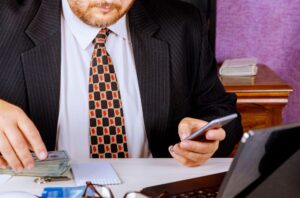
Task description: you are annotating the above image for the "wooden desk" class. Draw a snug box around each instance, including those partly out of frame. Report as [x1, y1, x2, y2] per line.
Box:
[220, 65, 293, 132]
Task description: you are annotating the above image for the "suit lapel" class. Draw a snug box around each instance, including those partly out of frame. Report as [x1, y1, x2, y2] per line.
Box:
[21, 0, 61, 150]
[129, 0, 171, 149]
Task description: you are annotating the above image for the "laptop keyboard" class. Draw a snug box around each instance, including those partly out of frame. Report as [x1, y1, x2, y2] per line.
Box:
[167, 188, 218, 198]
[141, 172, 225, 198]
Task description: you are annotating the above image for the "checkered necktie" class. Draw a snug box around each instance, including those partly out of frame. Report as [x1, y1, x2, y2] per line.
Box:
[89, 28, 128, 158]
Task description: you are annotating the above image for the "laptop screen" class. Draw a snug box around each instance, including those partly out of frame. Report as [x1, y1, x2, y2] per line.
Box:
[218, 122, 300, 198]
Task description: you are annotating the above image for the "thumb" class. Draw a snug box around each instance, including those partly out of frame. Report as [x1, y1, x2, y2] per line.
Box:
[178, 120, 192, 140]
[179, 132, 190, 141]
[178, 117, 208, 140]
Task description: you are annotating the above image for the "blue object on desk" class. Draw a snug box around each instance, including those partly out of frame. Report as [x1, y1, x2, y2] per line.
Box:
[40, 186, 94, 198]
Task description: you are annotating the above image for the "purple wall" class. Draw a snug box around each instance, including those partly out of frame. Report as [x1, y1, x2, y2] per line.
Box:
[216, 0, 300, 123]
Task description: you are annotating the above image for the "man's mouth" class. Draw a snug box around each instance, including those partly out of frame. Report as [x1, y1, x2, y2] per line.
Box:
[98, 4, 114, 13]
[90, 3, 117, 14]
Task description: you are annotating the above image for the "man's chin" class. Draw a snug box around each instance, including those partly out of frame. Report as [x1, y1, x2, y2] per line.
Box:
[83, 12, 121, 27]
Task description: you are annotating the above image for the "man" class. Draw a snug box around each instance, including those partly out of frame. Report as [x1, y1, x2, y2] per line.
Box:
[0, 0, 243, 173]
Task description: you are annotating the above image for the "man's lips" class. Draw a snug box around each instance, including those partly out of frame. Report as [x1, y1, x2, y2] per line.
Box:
[93, 4, 114, 13]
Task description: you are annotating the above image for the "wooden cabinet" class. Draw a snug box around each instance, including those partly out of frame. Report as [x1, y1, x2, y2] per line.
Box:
[220, 65, 293, 132]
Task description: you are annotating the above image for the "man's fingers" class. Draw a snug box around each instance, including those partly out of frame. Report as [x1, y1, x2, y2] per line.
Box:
[175, 117, 227, 167]
[18, 115, 47, 160]
[205, 128, 226, 141]
[4, 126, 34, 170]
[0, 156, 8, 169]
[0, 100, 47, 170]
[0, 131, 23, 172]
[178, 118, 207, 140]
[180, 140, 219, 154]
[169, 145, 200, 167]
[169, 145, 209, 167]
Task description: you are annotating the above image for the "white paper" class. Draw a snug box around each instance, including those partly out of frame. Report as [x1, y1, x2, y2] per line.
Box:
[72, 162, 121, 186]
[0, 175, 12, 185]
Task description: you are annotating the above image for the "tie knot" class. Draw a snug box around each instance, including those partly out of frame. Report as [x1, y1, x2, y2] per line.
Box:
[93, 28, 110, 47]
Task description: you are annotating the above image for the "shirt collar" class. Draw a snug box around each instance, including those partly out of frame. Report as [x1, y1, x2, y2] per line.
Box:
[62, 0, 129, 50]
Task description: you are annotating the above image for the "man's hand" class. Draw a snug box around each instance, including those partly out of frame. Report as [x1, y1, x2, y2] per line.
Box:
[0, 100, 47, 172]
[169, 117, 226, 167]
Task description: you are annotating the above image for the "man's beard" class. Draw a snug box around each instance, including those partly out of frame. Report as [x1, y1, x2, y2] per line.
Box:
[70, 1, 131, 27]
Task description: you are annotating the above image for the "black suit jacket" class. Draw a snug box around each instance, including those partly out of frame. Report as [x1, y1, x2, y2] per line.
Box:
[0, 0, 243, 157]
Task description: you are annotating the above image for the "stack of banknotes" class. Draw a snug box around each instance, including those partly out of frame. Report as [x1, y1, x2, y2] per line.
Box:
[0, 151, 71, 177]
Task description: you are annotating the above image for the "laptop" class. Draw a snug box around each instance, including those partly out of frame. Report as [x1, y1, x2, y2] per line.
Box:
[141, 122, 300, 198]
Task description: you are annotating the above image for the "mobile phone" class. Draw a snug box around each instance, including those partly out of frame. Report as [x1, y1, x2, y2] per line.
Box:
[183, 113, 238, 141]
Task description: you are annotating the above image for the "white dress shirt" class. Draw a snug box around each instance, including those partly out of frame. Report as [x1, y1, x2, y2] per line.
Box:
[58, 0, 151, 163]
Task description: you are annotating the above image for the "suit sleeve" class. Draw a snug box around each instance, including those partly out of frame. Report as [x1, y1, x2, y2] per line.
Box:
[188, 7, 244, 157]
